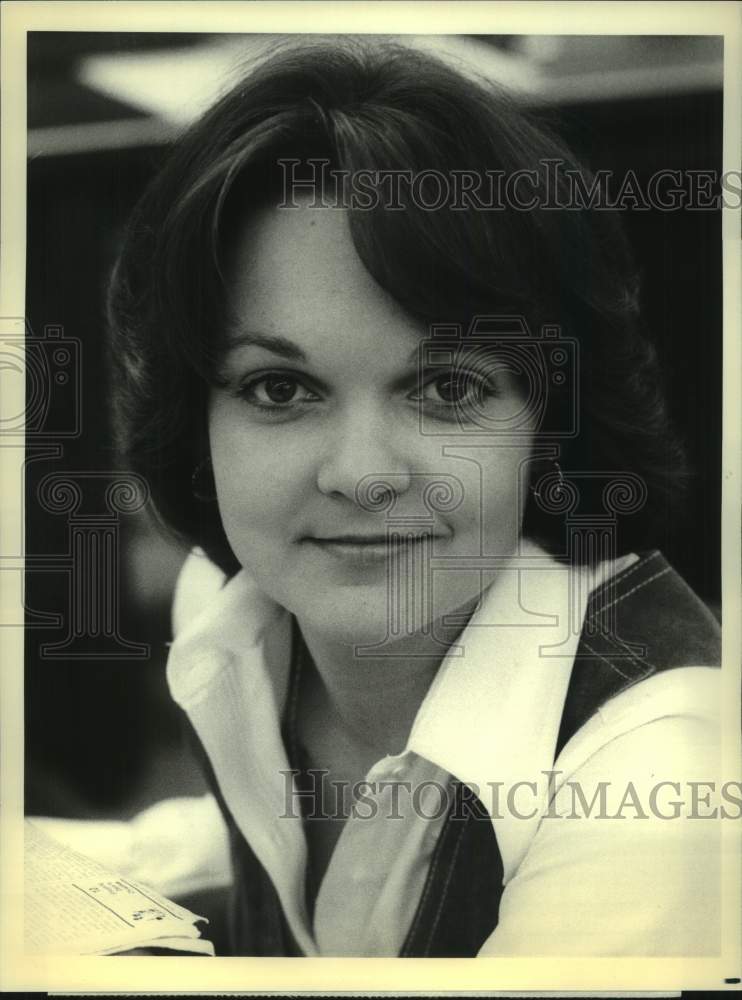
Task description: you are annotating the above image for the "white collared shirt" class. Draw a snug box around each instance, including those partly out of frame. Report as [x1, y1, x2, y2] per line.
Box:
[33, 542, 723, 956]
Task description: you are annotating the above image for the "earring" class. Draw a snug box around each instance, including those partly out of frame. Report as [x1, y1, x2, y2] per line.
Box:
[191, 456, 217, 502]
[530, 459, 565, 501]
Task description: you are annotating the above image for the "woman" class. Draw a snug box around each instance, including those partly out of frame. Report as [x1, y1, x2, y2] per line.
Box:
[107, 38, 721, 956]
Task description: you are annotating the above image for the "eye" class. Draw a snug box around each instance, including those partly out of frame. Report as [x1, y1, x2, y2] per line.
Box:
[253, 375, 301, 404]
[418, 369, 496, 406]
[426, 372, 472, 404]
[237, 372, 321, 408]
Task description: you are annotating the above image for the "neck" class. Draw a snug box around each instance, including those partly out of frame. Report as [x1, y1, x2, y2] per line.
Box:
[295, 608, 475, 757]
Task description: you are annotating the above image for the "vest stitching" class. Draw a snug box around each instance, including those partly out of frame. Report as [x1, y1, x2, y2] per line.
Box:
[580, 638, 636, 680]
[587, 550, 662, 612]
[582, 616, 654, 672]
[587, 566, 671, 620]
[592, 629, 656, 672]
[422, 813, 470, 957]
[581, 563, 670, 676]
[401, 798, 458, 952]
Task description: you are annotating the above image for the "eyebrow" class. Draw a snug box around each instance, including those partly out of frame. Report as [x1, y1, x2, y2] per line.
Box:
[223, 330, 308, 362]
[222, 331, 424, 368]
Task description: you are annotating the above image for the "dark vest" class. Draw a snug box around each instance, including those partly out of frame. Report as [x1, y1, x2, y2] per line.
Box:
[183, 550, 720, 957]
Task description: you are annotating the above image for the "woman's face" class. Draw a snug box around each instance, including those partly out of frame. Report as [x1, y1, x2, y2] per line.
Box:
[209, 200, 537, 645]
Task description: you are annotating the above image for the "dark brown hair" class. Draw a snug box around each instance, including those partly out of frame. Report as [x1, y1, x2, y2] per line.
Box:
[108, 37, 687, 574]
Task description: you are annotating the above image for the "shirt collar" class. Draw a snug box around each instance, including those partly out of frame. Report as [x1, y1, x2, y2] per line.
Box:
[167, 562, 290, 713]
[167, 540, 592, 881]
[407, 540, 588, 877]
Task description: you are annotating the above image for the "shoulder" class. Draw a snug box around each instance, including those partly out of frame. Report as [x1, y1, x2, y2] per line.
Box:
[557, 550, 720, 755]
[555, 665, 720, 782]
[483, 667, 723, 957]
[484, 693, 723, 956]
[584, 549, 720, 669]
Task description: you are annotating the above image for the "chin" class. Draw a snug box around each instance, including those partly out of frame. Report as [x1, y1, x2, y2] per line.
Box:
[292, 591, 401, 648]
[289, 581, 478, 656]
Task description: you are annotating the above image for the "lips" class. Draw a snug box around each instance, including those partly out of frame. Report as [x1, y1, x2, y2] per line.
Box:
[304, 532, 443, 567]
[307, 531, 442, 545]
[312, 534, 424, 545]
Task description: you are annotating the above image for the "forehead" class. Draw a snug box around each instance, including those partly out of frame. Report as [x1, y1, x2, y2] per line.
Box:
[224, 201, 427, 363]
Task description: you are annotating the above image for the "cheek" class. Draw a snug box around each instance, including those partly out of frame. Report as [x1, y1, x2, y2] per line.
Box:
[208, 410, 313, 544]
[467, 447, 533, 544]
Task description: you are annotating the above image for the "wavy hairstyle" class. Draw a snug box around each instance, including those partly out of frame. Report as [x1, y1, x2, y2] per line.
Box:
[108, 37, 687, 575]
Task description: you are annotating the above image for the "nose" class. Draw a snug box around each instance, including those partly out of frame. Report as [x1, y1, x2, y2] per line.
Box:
[315, 403, 412, 504]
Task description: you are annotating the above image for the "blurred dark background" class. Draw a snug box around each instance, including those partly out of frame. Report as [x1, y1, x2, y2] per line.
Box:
[25, 33, 724, 822]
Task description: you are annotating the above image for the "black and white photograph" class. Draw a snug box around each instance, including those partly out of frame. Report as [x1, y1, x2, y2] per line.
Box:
[1, 0, 740, 993]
